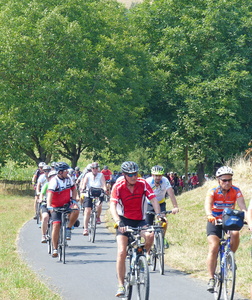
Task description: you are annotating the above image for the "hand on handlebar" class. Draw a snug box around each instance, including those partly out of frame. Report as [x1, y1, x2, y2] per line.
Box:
[171, 207, 179, 214]
[207, 215, 216, 224]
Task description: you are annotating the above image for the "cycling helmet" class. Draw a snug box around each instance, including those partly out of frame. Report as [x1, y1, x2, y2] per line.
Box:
[48, 170, 57, 178]
[38, 162, 46, 167]
[151, 165, 164, 175]
[42, 165, 51, 171]
[86, 164, 92, 171]
[104, 165, 108, 170]
[91, 162, 99, 169]
[51, 161, 57, 168]
[56, 162, 70, 172]
[216, 166, 233, 178]
[75, 166, 80, 171]
[68, 168, 74, 175]
[121, 161, 139, 174]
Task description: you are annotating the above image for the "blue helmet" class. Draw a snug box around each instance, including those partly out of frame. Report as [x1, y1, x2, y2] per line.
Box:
[56, 162, 70, 172]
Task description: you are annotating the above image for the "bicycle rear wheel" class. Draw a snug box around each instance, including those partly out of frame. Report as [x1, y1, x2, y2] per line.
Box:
[150, 245, 157, 271]
[156, 231, 164, 275]
[136, 255, 149, 300]
[47, 221, 53, 254]
[223, 251, 236, 300]
[214, 252, 222, 300]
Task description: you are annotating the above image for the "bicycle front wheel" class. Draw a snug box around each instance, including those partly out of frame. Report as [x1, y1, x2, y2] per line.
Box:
[47, 221, 53, 255]
[124, 256, 133, 300]
[156, 231, 164, 275]
[223, 251, 236, 300]
[62, 221, 66, 264]
[214, 252, 222, 300]
[89, 211, 97, 243]
[36, 202, 40, 224]
[150, 245, 157, 271]
[136, 255, 149, 300]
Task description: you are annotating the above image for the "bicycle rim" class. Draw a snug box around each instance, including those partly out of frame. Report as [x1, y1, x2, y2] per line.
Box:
[214, 252, 222, 300]
[150, 245, 156, 271]
[223, 251, 236, 300]
[36, 202, 40, 224]
[136, 256, 149, 300]
[157, 232, 164, 275]
[62, 223, 66, 264]
[124, 257, 133, 300]
[91, 212, 97, 243]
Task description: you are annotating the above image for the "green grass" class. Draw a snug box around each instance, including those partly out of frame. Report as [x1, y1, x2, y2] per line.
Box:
[0, 193, 61, 300]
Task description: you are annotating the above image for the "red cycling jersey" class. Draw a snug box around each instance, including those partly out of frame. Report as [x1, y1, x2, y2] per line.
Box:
[110, 177, 155, 220]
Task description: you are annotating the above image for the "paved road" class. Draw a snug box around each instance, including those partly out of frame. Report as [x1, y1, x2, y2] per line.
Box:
[17, 205, 247, 300]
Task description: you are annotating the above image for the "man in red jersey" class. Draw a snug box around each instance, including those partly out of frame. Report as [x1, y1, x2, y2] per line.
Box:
[47, 162, 79, 258]
[110, 161, 162, 298]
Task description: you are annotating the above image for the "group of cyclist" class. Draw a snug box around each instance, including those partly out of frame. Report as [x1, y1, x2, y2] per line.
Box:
[32, 160, 252, 299]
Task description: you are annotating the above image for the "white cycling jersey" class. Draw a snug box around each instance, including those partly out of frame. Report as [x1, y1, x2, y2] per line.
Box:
[146, 176, 171, 204]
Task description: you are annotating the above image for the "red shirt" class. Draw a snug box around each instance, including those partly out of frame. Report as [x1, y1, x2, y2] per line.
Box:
[101, 169, 112, 181]
[110, 178, 156, 220]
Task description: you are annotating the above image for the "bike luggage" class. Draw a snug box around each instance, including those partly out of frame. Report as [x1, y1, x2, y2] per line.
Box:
[222, 208, 244, 231]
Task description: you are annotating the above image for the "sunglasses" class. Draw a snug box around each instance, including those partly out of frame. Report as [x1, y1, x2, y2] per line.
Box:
[126, 172, 138, 177]
[220, 178, 232, 182]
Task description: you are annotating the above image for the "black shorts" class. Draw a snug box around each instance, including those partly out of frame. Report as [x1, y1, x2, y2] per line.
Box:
[116, 216, 147, 237]
[206, 222, 222, 239]
[145, 202, 166, 225]
[41, 204, 50, 214]
[84, 196, 104, 208]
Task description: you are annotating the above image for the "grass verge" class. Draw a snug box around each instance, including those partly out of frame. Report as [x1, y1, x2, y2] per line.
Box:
[0, 193, 61, 300]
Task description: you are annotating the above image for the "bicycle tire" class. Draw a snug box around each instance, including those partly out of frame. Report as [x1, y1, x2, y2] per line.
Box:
[62, 220, 66, 264]
[214, 251, 223, 300]
[91, 211, 97, 243]
[157, 231, 164, 275]
[124, 256, 133, 300]
[223, 251, 236, 300]
[150, 244, 157, 271]
[47, 222, 52, 255]
[136, 255, 149, 300]
[36, 202, 40, 224]
[58, 226, 63, 262]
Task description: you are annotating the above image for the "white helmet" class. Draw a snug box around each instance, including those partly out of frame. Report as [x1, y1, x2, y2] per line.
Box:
[38, 162, 46, 167]
[216, 166, 233, 178]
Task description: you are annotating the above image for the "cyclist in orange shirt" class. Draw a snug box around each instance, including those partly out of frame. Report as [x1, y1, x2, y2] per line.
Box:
[204, 166, 247, 293]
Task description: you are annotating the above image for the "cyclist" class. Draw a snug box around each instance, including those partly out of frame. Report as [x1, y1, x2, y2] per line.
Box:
[40, 170, 57, 243]
[46, 162, 79, 258]
[146, 165, 179, 249]
[82, 162, 107, 235]
[204, 166, 247, 293]
[110, 161, 162, 298]
[36, 165, 51, 199]
[32, 162, 46, 219]
[101, 165, 112, 195]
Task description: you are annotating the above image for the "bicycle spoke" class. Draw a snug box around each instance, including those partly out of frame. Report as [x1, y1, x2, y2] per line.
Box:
[223, 251, 236, 300]
[214, 252, 222, 300]
[136, 256, 149, 300]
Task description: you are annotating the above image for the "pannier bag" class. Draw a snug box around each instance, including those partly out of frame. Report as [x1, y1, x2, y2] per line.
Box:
[89, 187, 104, 198]
[222, 208, 244, 231]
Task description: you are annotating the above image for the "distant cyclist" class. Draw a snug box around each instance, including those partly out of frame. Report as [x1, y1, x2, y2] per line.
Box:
[101, 165, 112, 195]
[47, 162, 79, 257]
[110, 161, 162, 298]
[205, 166, 247, 293]
[40, 170, 57, 243]
[82, 162, 107, 235]
[32, 162, 46, 219]
[146, 165, 179, 249]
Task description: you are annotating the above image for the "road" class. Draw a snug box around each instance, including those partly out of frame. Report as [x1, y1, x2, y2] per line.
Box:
[17, 204, 247, 300]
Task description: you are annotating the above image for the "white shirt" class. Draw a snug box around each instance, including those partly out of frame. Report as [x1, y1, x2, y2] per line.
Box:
[84, 172, 104, 196]
[146, 176, 171, 203]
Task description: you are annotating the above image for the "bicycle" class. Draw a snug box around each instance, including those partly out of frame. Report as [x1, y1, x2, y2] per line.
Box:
[53, 204, 73, 264]
[88, 188, 104, 243]
[148, 210, 172, 275]
[213, 221, 237, 300]
[123, 226, 150, 300]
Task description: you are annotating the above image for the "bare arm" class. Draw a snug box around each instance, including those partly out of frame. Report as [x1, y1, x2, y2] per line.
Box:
[167, 187, 179, 213]
[47, 192, 52, 207]
[150, 197, 161, 215]
[236, 196, 247, 212]
[101, 174, 107, 192]
[110, 201, 120, 224]
[247, 206, 252, 231]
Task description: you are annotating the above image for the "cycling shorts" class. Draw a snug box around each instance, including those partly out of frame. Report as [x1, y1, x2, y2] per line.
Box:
[41, 204, 50, 214]
[116, 216, 147, 237]
[84, 196, 104, 208]
[145, 202, 166, 225]
[206, 222, 222, 239]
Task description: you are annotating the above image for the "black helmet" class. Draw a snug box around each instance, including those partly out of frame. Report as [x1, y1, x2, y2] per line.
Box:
[121, 161, 139, 174]
[57, 162, 70, 172]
